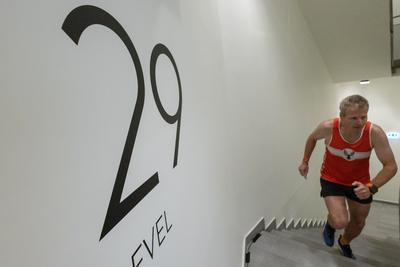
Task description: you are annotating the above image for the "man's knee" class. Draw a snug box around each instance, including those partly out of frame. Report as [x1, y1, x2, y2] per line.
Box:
[329, 215, 348, 229]
[350, 218, 366, 229]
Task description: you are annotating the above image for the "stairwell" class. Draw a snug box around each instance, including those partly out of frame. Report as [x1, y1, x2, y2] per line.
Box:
[245, 202, 400, 267]
[248, 227, 400, 267]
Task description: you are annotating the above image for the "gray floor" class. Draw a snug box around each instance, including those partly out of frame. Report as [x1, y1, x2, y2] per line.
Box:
[362, 201, 399, 240]
[248, 201, 400, 267]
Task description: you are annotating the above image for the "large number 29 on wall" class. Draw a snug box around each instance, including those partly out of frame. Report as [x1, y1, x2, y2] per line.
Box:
[61, 5, 182, 241]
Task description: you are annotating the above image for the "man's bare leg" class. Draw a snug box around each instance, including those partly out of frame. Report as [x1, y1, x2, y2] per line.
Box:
[342, 199, 371, 243]
[322, 196, 348, 247]
[324, 196, 348, 229]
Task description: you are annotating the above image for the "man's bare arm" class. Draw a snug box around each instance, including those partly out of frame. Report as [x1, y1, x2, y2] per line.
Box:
[298, 120, 332, 177]
[370, 125, 398, 187]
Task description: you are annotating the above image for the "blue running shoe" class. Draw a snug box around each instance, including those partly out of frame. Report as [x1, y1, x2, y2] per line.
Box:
[323, 222, 335, 247]
[338, 235, 356, 259]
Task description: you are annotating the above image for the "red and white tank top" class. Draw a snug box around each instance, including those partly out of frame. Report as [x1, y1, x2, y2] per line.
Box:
[320, 118, 373, 186]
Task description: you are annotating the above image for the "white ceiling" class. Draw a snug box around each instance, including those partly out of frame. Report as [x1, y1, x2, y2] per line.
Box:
[298, 0, 392, 83]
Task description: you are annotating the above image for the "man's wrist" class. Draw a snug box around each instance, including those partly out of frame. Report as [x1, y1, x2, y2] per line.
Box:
[303, 155, 310, 164]
[366, 182, 379, 195]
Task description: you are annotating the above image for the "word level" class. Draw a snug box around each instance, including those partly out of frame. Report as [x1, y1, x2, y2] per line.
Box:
[131, 211, 173, 267]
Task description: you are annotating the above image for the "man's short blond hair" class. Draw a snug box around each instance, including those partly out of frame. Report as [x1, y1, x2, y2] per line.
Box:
[339, 95, 369, 116]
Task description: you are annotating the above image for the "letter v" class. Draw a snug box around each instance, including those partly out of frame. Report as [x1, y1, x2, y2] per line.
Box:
[143, 226, 155, 259]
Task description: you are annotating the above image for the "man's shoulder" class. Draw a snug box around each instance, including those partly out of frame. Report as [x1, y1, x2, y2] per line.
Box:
[369, 123, 388, 147]
[370, 123, 385, 136]
[319, 118, 335, 129]
[313, 118, 334, 139]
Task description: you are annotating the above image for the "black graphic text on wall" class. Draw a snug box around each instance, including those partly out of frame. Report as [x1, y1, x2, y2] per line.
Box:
[62, 5, 182, 241]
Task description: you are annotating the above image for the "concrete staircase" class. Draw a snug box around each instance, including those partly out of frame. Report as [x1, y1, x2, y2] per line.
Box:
[247, 227, 400, 267]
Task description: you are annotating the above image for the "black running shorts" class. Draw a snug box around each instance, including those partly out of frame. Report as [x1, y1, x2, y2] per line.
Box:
[320, 178, 373, 204]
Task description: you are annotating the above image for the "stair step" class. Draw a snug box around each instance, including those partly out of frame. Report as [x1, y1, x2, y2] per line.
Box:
[249, 245, 298, 267]
[250, 230, 375, 267]
[249, 228, 399, 267]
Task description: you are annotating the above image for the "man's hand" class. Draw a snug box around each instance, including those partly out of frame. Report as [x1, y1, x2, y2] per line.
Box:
[298, 162, 309, 179]
[352, 181, 371, 200]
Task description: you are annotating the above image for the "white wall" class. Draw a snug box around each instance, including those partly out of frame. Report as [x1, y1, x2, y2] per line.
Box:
[393, 0, 400, 60]
[394, 0, 400, 23]
[333, 78, 400, 204]
[0, 1, 332, 267]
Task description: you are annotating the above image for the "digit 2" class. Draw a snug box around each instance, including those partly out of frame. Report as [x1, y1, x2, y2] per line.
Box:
[62, 5, 160, 241]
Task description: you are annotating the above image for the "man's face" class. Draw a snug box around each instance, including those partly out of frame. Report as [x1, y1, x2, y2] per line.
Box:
[340, 104, 368, 130]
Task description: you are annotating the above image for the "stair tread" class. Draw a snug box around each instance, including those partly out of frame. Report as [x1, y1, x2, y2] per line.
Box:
[249, 227, 399, 267]
[279, 229, 400, 259]
[291, 228, 400, 247]
[252, 231, 375, 266]
[278, 229, 400, 250]
[249, 245, 298, 267]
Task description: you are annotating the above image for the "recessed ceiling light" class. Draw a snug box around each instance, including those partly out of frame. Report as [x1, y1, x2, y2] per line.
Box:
[360, 80, 370, 85]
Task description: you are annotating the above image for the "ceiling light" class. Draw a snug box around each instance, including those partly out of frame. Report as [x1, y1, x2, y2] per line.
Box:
[360, 80, 370, 85]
